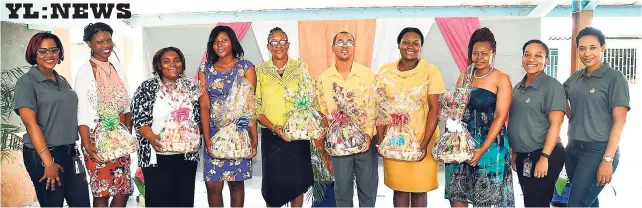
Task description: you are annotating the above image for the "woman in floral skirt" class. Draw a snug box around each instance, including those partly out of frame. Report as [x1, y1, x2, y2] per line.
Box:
[75, 22, 132, 207]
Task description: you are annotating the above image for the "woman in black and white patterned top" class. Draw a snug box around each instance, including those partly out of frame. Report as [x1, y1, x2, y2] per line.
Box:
[131, 47, 201, 207]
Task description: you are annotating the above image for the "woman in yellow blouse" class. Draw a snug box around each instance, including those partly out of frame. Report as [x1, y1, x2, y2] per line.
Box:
[254, 27, 314, 207]
[375, 27, 445, 207]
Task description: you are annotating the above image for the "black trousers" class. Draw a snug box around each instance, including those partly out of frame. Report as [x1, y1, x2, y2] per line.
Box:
[142, 154, 198, 207]
[23, 144, 91, 207]
[516, 143, 565, 207]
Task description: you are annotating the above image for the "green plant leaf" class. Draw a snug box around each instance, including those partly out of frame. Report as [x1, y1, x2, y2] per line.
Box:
[134, 177, 145, 197]
[555, 176, 567, 195]
[1, 66, 28, 162]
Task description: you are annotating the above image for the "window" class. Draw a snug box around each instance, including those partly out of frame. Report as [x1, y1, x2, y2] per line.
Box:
[603, 48, 637, 84]
[545, 48, 559, 78]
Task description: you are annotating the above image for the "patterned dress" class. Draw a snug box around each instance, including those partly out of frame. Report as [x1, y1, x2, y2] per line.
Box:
[444, 87, 515, 207]
[76, 59, 132, 197]
[201, 59, 253, 182]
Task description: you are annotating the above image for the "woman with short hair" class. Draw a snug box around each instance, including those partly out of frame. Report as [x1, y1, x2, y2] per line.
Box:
[16, 32, 91, 207]
[509, 39, 566, 207]
[131, 47, 201, 207]
[563, 27, 629, 207]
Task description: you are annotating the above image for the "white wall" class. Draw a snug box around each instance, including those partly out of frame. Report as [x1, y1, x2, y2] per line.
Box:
[542, 17, 642, 84]
[142, 25, 263, 79]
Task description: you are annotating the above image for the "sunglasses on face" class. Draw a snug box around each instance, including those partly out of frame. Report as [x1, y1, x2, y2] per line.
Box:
[334, 41, 355, 47]
[269, 40, 288, 47]
[37, 48, 60, 56]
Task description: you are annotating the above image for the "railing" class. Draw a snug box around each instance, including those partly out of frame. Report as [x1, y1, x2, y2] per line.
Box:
[603, 48, 638, 84]
[545, 48, 560, 79]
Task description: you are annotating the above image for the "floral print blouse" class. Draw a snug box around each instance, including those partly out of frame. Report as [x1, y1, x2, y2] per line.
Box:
[131, 77, 201, 167]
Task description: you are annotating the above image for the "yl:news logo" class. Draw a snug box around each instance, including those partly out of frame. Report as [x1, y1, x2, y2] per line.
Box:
[5, 3, 131, 19]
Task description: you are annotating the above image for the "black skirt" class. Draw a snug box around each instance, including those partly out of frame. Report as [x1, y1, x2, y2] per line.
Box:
[261, 128, 314, 207]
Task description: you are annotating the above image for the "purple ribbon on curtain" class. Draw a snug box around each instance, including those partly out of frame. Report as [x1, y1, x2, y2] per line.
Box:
[435, 17, 481, 73]
[194, 22, 252, 80]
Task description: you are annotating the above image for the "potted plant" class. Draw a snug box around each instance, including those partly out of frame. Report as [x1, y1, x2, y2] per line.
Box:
[1, 66, 37, 207]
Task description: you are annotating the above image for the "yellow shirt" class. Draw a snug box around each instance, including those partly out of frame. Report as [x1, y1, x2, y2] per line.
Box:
[255, 58, 316, 126]
[316, 62, 375, 137]
[376, 58, 445, 192]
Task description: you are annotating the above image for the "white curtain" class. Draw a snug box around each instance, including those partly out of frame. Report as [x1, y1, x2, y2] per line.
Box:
[370, 18, 435, 73]
[251, 21, 301, 61]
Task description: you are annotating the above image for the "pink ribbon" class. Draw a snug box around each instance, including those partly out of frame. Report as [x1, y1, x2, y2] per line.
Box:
[171, 107, 190, 123]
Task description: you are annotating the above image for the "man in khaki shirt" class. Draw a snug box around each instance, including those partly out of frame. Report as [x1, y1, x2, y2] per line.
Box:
[316, 31, 378, 207]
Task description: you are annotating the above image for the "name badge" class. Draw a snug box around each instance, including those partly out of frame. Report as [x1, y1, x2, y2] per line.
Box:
[522, 157, 532, 178]
[73, 146, 86, 175]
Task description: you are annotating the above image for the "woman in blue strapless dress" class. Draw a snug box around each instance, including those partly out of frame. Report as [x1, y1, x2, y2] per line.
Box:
[444, 27, 515, 207]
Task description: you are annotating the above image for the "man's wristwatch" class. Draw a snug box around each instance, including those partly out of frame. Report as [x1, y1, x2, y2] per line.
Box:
[603, 156, 614, 162]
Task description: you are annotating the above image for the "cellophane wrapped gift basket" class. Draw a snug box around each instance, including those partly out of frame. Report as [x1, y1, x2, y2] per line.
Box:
[375, 79, 427, 162]
[283, 73, 323, 141]
[157, 76, 203, 153]
[92, 83, 138, 162]
[209, 70, 254, 159]
[325, 83, 369, 156]
[432, 65, 477, 163]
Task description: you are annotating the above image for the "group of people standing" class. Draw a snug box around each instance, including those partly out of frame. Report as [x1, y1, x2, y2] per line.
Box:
[15, 20, 628, 208]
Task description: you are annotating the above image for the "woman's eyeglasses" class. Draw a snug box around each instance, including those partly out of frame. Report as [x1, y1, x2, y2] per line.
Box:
[269, 40, 288, 47]
[37, 48, 61, 56]
[334, 41, 355, 47]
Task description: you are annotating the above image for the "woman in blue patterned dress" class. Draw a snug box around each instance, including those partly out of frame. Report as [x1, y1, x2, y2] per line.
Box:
[444, 27, 515, 207]
[197, 25, 258, 207]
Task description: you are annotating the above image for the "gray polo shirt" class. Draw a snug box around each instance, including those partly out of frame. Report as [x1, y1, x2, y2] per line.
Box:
[564, 63, 631, 142]
[508, 72, 566, 153]
[14, 66, 79, 148]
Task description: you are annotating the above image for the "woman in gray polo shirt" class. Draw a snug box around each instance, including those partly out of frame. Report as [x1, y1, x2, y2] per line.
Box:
[508, 40, 566, 207]
[14, 32, 91, 207]
[563, 27, 630, 207]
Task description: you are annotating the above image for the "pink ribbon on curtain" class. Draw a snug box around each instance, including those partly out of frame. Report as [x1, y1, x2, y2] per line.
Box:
[194, 22, 252, 80]
[435, 17, 481, 72]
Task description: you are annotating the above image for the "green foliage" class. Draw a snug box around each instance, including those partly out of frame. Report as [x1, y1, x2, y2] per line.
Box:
[134, 177, 145, 197]
[1, 66, 29, 162]
[555, 176, 567, 195]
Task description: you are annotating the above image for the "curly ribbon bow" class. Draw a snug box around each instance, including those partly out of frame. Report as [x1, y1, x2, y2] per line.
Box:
[171, 107, 191, 123]
[331, 110, 349, 125]
[234, 117, 249, 130]
[294, 95, 313, 110]
[390, 113, 410, 126]
[100, 114, 120, 130]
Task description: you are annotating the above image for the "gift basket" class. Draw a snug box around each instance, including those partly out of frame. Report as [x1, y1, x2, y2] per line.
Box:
[325, 83, 369, 156]
[282, 73, 324, 141]
[375, 79, 427, 162]
[432, 65, 477, 163]
[92, 79, 138, 162]
[157, 76, 203, 153]
[209, 69, 254, 159]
